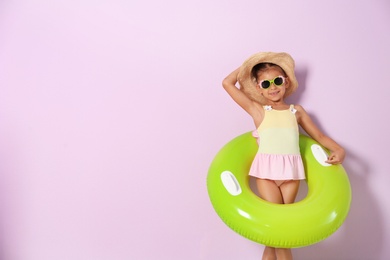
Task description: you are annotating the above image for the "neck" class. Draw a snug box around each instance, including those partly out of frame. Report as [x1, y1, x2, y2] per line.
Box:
[265, 100, 287, 108]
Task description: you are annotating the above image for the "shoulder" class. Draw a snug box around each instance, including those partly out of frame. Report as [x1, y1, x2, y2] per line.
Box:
[292, 104, 307, 114]
[252, 102, 265, 118]
[292, 104, 309, 122]
[254, 102, 265, 111]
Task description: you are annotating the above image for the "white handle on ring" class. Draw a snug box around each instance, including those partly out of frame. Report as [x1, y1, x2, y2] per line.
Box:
[311, 144, 331, 167]
[221, 171, 242, 196]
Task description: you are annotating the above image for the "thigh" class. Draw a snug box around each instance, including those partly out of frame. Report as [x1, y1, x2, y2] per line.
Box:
[280, 180, 300, 204]
[255, 179, 283, 204]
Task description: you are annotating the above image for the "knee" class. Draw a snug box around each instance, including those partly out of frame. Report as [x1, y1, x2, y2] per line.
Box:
[262, 247, 277, 260]
[275, 248, 293, 260]
[262, 255, 277, 260]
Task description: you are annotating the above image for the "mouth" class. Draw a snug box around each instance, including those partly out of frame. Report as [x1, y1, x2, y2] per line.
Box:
[269, 90, 280, 96]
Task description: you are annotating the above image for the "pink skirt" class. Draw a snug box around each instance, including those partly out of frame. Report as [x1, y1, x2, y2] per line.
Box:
[249, 153, 306, 180]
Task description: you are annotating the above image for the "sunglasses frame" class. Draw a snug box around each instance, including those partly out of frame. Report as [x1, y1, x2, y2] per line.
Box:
[258, 75, 286, 89]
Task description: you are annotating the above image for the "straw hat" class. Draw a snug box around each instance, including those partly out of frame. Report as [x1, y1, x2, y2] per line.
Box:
[237, 52, 298, 105]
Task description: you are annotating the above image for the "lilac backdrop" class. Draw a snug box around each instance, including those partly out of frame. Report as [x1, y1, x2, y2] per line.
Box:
[0, 0, 389, 259]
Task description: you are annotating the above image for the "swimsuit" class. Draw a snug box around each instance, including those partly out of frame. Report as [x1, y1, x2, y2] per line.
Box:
[249, 105, 306, 181]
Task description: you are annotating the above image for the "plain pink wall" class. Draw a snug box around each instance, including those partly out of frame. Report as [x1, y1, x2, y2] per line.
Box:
[0, 0, 389, 259]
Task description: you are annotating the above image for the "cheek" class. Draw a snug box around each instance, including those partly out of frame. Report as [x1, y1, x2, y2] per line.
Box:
[257, 86, 264, 94]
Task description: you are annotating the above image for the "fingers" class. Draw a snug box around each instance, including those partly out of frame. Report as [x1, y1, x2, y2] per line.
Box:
[325, 158, 340, 164]
[325, 153, 343, 164]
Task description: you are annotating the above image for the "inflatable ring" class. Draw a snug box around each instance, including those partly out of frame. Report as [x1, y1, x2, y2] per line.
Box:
[207, 132, 351, 248]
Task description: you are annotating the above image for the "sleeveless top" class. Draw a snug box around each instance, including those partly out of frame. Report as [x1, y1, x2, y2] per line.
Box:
[248, 105, 306, 180]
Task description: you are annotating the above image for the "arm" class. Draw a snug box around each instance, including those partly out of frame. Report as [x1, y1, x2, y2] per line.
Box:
[222, 67, 262, 124]
[295, 105, 345, 164]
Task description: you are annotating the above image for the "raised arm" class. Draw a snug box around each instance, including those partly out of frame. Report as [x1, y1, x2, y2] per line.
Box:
[222, 67, 262, 123]
[295, 105, 345, 164]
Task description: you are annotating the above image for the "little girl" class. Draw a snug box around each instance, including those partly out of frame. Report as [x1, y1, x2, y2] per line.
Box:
[222, 52, 345, 260]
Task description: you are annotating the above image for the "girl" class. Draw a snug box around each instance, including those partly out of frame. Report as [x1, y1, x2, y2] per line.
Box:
[222, 52, 345, 260]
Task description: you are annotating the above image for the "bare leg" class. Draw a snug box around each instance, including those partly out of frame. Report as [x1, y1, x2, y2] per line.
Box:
[275, 248, 293, 260]
[276, 180, 300, 260]
[280, 180, 300, 204]
[256, 179, 282, 260]
[256, 179, 283, 204]
[256, 179, 300, 260]
[262, 247, 276, 260]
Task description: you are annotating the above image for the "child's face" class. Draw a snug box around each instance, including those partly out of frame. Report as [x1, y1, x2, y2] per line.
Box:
[256, 68, 289, 103]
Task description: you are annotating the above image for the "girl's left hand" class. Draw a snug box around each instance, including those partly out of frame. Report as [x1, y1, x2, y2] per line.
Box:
[326, 149, 345, 164]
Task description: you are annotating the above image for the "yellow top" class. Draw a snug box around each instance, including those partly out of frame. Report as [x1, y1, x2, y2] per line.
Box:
[256, 105, 300, 155]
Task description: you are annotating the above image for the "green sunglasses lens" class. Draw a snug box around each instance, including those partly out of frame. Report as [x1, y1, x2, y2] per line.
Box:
[274, 76, 284, 85]
[261, 81, 271, 89]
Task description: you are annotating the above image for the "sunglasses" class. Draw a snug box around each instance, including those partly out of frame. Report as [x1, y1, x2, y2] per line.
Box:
[259, 76, 286, 89]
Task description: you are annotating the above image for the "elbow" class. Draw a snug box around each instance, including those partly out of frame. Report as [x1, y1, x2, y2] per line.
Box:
[222, 78, 230, 90]
[222, 77, 238, 90]
[222, 78, 229, 87]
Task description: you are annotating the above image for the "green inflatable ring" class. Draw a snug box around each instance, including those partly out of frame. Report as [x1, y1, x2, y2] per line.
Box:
[207, 132, 351, 248]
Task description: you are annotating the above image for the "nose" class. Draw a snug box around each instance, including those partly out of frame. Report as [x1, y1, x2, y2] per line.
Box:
[269, 83, 278, 89]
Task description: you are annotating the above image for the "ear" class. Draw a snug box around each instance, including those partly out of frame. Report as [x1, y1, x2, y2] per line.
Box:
[285, 77, 290, 89]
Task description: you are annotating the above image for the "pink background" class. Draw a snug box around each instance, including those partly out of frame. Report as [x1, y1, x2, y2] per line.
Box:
[0, 0, 389, 259]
